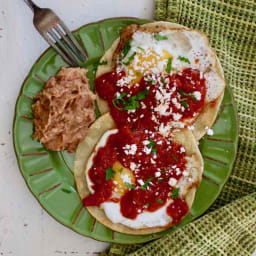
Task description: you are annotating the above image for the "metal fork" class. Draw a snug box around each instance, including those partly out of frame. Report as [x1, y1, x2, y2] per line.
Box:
[24, 0, 87, 66]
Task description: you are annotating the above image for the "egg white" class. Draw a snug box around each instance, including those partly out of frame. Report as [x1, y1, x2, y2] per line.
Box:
[85, 129, 118, 194]
[85, 129, 175, 229]
[121, 30, 224, 103]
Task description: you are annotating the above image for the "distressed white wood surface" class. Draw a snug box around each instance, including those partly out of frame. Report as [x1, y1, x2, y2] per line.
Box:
[0, 1, 154, 255]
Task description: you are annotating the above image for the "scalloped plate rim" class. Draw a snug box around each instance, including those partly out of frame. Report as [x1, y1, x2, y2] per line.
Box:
[12, 17, 239, 244]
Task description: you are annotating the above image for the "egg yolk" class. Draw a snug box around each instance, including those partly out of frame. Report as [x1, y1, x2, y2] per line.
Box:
[112, 161, 135, 196]
[127, 49, 172, 84]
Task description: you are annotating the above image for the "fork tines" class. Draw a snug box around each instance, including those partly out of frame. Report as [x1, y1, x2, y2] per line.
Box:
[43, 21, 87, 67]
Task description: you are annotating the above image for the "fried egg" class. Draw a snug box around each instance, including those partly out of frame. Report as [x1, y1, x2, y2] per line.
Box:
[120, 30, 224, 103]
[85, 128, 199, 229]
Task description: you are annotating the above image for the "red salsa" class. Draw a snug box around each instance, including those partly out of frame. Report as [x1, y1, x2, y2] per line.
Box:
[95, 68, 206, 131]
[83, 67, 206, 224]
[83, 128, 189, 222]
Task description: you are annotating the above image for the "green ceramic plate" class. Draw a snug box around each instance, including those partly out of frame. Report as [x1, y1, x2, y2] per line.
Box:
[13, 18, 238, 244]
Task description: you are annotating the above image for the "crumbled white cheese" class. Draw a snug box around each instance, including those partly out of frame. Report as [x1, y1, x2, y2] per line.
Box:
[173, 113, 182, 121]
[137, 179, 144, 186]
[175, 168, 181, 175]
[193, 91, 201, 101]
[123, 144, 137, 155]
[155, 172, 161, 177]
[130, 162, 137, 171]
[143, 146, 152, 155]
[150, 158, 156, 164]
[168, 178, 177, 187]
[143, 140, 150, 146]
[206, 128, 214, 136]
[180, 147, 186, 153]
[188, 125, 195, 130]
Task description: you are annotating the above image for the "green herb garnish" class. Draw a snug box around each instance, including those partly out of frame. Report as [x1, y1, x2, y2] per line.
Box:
[94, 100, 101, 119]
[158, 178, 164, 183]
[124, 182, 136, 189]
[172, 188, 180, 199]
[161, 76, 166, 86]
[154, 34, 168, 41]
[145, 203, 150, 208]
[178, 56, 190, 64]
[170, 153, 178, 162]
[122, 38, 132, 59]
[156, 199, 164, 204]
[146, 76, 157, 85]
[151, 148, 158, 155]
[180, 98, 189, 109]
[161, 170, 166, 174]
[119, 168, 123, 173]
[148, 138, 156, 148]
[105, 167, 116, 181]
[179, 90, 198, 101]
[112, 89, 149, 111]
[123, 52, 136, 66]
[136, 89, 149, 100]
[61, 188, 71, 194]
[141, 177, 153, 190]
[137, 46, 145, 51]
[112, 92, 128, 110]
[166, 57, 172, 73]
[148, 138, 157, 155]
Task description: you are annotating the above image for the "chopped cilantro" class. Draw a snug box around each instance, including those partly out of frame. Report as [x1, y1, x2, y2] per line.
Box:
[172, 188, 180, 199]
[151, 148, 158, 155]
[135, 89, 149, 100]
[178, 56, 190, 64]
[141, 177, 153, 190]
[148, 138, 157, 155]
[119, 168, 123, 173]
[148, 138, 156, 148]
[180, 98, 189, 109]
[112, 92, 128, 110]
[113, 89, 149, 111]
[132, 128, 137, 133]
[146, 76, 157, 85]
[61, 188, 71, 194]
[158, 178, 164, 183]
[154, 34, 168, 41]
[105, 167, 116, 181]
[145, 203, 150, 208]
[170, 153, 178, 162]
[161, 76, 166, 86]
[137, 46, 145, 51]
[124, 182, 136, 189]
[166, 57, 172, 73]
[122, 38, 132, 59]
[179, 90, 198, 101]
[156, 199, 164, 204]
[94, 100, 101, 119]
[123, 52, 136, 65]
[161, 170, 166, 174]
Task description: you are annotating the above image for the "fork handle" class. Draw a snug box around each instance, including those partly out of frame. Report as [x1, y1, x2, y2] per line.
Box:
[24, 0, 40, 12]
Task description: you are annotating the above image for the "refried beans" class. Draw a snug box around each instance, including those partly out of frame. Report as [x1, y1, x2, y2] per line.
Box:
[32, 67, 96, 152]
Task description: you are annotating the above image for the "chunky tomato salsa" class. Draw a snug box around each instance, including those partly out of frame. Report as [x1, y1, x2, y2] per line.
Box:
[95, 68, 206, 131]
[83, 128, 188, 223]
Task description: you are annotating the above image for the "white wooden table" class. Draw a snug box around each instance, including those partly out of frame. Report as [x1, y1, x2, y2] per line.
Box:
[0, 1, 154, 255]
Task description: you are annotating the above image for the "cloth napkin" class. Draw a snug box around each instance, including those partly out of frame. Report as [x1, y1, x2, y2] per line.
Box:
[103, 0, 256, 255]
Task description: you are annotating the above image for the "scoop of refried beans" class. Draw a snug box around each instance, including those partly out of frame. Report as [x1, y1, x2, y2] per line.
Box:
[32, 67, 96, 152]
